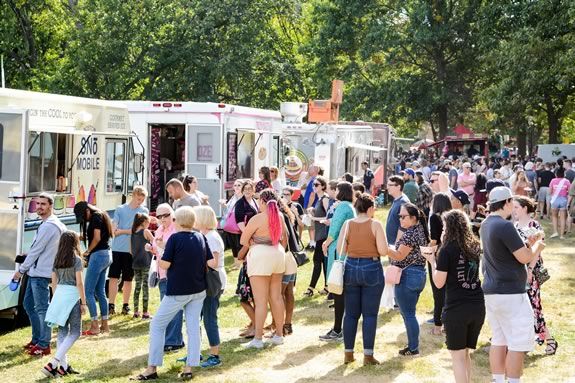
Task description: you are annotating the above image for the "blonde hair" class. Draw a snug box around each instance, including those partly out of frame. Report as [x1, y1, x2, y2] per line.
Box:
[193, 205, 218, 230]
[132, 185, 148, 197]
[175, 206, 196, 229]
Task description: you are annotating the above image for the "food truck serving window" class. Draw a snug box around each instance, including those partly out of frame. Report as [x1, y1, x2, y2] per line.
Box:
[105, 140, 125, 193]
[28, 132, 71, 193]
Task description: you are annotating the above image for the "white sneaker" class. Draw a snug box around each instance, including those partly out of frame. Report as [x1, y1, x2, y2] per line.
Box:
[242, 338, 264, 349]
[265, 335, 284, 345]
[550, 232, 559, 238]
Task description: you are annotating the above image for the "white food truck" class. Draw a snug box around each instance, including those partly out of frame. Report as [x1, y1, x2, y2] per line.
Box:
[125, 101, 283, 215]
[0, 88, 143, 323]
[279, 102, 391, 185]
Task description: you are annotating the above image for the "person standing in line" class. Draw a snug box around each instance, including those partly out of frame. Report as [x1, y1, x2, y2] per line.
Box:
[424, 210, 485, 383]
[301, 165, 319, 250]
[426, 193, 452, 335]
[133, 207, 211, 381]
[151, 203, 184, 352]
[385, 176, 410, 246]
[339, 193, 387, 366]
[131, 213, 154, 319]
[42, 231, 86, 377]
[181, 175, 209, 205]
[401, 169, 419, 204]
[193, 206, 226, 368]
[480, 186, 545, 383]
[564, 159, 575, 183]
[270, 166, 283, 193]
[219, 180, 244, 269]
[387, 203, 429, 356]
[74, 201, 114, 336]
[513, 196, 557, 355]
[108, 186, 149, 316]
[548, 167, 571, 239]
[361, 161, 375, 194]
[304, 176, 330, 297]
[458, 162, 476, 210]
[167, 179, 201, 208]
[320, 182, 356, 342]
[14, 193, 66, 356]
[536, 163, 555, 219]
[415, 171, 434, 218]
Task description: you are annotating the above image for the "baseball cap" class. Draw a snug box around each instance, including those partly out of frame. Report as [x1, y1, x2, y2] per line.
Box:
[401, 168, 416, 177]
[412, 161, 420, 168]
[482, 179, 505, 194]
[525, 161, 534, 171]
[489, 186, 513, 204]
[450, 189, 470, 206]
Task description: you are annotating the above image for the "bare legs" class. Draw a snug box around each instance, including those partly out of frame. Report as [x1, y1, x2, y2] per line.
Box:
[559, 209, 566, 238]
[450, 349, 472, 383]
[489, 345, 526, 381]
[282, 281, 295, 326]
[108, 278, 132, 308]
[250, 274, 285, 340]
[551, 208, 559, 236]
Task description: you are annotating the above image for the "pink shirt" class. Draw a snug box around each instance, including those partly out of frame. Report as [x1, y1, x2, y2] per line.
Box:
[457, 172, 476, 195]
[549, 178, 571, 198]
[153, 222, 176, 279]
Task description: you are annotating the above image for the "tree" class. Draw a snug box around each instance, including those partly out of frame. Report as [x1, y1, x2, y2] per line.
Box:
[304, 0, 484, 139]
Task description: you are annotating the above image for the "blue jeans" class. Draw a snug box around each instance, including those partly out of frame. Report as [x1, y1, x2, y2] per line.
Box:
[23, 276, 51, 348]
[55, 301, 82, 364]
[148, 291, 206, 367]
[343, 258, 385, 354]
[84, 249, 112, 320]
[395, 265, 426, 351]
[202, 292, 222, 347]
[158, 279, 184, 347]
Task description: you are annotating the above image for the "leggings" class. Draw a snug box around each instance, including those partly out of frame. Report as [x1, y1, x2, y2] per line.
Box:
[333, 292, 345, 333]
[428, 262, 445, 326]
[133, 268, 150, 312]
[309, 239, 327, 289]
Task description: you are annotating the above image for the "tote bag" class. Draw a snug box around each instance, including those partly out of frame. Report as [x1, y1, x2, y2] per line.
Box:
[148, 257, 160, 288]
[326, 221, 349, 295]
[222, 206, 241, 234]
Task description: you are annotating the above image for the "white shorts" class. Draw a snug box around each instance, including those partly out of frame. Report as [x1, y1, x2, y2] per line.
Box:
[485, 293, 535, 352]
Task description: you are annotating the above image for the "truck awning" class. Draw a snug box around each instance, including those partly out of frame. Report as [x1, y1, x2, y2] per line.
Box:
[346, 142, 387, 151]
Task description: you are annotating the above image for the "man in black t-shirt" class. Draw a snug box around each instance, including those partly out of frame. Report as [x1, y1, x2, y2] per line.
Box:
[361, 161, 375, 194]
[479, 187, 545, 383]
[536, 163, 555, 219]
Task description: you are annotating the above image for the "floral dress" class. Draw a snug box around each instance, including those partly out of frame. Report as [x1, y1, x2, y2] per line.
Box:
[515, 220, 547, 344]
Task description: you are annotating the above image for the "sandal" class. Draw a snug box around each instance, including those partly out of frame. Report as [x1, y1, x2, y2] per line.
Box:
[545, 338, 558, 355]
[430, 327, 443, 336]
[239, 327, 254, 337]
[130, 372, 158, 380]
[303, 287, 314, 297]
[319, 288, 329, 295]
[283, 323, 293, 335]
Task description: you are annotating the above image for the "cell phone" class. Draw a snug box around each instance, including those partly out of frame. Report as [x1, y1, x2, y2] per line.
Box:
[15, 255, 26, 264]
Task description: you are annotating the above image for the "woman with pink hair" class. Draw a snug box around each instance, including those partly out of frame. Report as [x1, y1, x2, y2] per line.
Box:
[237, 189, 289, 349]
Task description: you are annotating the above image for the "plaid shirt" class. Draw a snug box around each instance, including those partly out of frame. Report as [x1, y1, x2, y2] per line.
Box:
[417, 183, 434, 212]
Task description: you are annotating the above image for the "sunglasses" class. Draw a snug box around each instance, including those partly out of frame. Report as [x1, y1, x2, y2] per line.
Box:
[156, 213, 170, 219]
[387, 184, 398, 187]
[313, 183, 321, 187]
[398, 214, 411, 220]
[429, 179, 438, 184]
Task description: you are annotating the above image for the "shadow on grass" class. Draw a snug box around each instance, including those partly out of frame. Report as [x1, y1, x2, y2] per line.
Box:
[272, 341, 340, 370]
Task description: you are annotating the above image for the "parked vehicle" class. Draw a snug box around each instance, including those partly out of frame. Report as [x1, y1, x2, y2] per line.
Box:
[0, 88, 143, 323]
[125, 101, 283, 214]
[535, 144, 575, 163]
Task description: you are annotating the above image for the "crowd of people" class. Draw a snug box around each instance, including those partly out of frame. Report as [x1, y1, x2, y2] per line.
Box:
[11, 152, 565, 382]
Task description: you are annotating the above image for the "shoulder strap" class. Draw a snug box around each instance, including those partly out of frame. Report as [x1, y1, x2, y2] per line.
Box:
[337, 220, 350, 260]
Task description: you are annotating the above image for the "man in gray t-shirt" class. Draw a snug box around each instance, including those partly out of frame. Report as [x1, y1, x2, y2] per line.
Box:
[166, 178, 201, 209]
[480, 187, 544, 383]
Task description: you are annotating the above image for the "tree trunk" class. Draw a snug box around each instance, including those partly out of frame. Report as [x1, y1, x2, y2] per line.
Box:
[545, 93, 562, 143]
[429, 119, 438, 142]
[516, 124, 527, 157]
[437, 104, 448, 139]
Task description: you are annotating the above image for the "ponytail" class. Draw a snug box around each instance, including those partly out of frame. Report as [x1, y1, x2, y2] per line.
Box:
[403, 202, 429, 242]
[267, 200, 282, 246]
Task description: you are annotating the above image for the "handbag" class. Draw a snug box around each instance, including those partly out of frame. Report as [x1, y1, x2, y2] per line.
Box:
[222, 206, 241, 234]
[148, 257, 160, 288]
[203, 236, 222, 297]
[285, 216, 309, 266]
[326, 221, 349, 295]
[533, 266, 550, 285]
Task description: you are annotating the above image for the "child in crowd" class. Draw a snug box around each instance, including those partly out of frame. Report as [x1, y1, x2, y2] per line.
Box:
[194, 206, 226, 368]
[43, 231, 87, 378]
[131, 213, 154, 319]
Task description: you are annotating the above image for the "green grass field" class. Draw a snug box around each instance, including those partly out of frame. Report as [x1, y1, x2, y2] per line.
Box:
[1, 208, 574, 382]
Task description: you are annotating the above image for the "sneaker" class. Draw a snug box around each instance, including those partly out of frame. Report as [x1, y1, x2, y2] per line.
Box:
[319, 329, 343, 342]
[28, 345, 51, 356]
[425, 318, 435, 324]
[57, 365, 80, 376]
[164, 344, 185, 353]
[23, 341, 36, 350]
[177, 354, 201, 364]
[265, 335, 284, 345]
[41, 362, 58, 378]
[242, 338, 264, 349]
[108, 303, 116, 315]
[398, 347, 419, 356]
[142, 312, 152, 320]
[133, 312, 140, 319]
[200, 355, 222, 368]
[121, 304, 130, 315]
[550, 232, 559, 238]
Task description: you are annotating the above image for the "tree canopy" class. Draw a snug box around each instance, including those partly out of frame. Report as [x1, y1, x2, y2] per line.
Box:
[1, 0, 574, 145]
